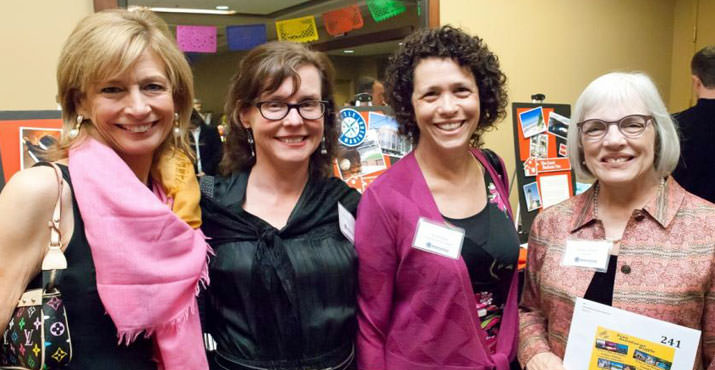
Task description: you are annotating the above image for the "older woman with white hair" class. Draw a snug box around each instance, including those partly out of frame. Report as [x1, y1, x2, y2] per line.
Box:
[518, 72, 715, 370]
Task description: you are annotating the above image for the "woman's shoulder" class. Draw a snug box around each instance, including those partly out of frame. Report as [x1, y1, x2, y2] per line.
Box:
[322, 176, 360, 204]
[680, 187, 715, 211]
[677, 186, 715, 234]
[205, 171, 247, 202]
[2, 166, 60, 209]
[0, 166, 63, 253]
[211, 170, 245, 187]
[668, 178, 715, 218]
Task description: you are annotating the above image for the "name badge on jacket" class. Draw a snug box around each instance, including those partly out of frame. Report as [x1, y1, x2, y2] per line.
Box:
[561, 240, 612, 272]
[412, 217, 465, 260]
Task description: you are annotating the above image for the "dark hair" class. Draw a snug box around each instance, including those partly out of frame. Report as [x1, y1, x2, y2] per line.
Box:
[691, 46, 715, 88]
[385, 25, 507, 147]
[221, 41, 337, 177]
[356, 76, 377, 94]
[190, 109, 204, 127]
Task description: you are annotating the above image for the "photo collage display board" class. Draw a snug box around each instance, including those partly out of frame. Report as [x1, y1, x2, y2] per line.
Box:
[511, 102, 575, 242]
[333, 106, 411, 192]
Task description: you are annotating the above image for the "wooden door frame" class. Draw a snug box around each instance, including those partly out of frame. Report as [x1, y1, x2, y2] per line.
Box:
[427, 0, 440, 28]
[94, 0, 122, 12]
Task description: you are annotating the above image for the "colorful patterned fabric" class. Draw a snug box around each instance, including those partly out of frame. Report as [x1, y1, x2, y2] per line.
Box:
[476, 291, 502, 353]
[518, 177, 715, 369]
[1, 290, 72, 369]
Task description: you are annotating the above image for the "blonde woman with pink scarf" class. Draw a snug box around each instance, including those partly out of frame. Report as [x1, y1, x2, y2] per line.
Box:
[0, 9, 211, 369]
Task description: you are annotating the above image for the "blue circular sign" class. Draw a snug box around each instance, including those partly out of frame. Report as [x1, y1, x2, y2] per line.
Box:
[338, 108, 367, 147]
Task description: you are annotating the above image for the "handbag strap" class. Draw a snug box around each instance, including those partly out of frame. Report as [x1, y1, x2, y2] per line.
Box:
[481, 148, 508, 190]
[471, 148, 513, 220]
[39, 162, 67, 291]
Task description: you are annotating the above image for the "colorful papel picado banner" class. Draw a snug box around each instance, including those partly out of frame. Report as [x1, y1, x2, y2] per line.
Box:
[365, 0, 406, 22]
[323, 5, 364, 36]
[176, 25, 217, 53]
[226, 24, 267, 51]
[275, 15, 319, 43]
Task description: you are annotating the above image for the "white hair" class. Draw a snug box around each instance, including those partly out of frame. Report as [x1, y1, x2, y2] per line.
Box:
[567, 72, 680, 181]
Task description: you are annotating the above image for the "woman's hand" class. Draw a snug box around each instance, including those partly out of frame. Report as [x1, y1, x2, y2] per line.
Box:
[526, 352, 567, 370]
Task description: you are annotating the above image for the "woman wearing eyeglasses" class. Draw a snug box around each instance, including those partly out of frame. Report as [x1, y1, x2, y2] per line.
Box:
[518, 72, 715, 370]
[199, 42, 360, 370]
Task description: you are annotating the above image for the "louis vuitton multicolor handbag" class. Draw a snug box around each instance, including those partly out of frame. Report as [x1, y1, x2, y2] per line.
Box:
[1, 163, 72, 369]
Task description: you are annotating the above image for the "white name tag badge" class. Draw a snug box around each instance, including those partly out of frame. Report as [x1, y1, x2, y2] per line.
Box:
[337, 202, 355, 244]
[412, 217, 465, 260]
[562, 240, 612, 272]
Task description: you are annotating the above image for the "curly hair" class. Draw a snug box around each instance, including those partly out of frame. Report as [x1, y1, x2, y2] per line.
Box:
[385, 25, 508, 147]
[221, 41, 337, 178]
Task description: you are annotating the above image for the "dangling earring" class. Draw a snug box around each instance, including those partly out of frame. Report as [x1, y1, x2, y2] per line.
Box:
[68, 114, 83, 139]
[320, 135, 327, 155]
[246, 128, 255, 158]
[173, 112, 181, 137]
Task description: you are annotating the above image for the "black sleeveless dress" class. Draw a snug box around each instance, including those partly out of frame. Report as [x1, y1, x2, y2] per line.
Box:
[42, 164, 156, 369]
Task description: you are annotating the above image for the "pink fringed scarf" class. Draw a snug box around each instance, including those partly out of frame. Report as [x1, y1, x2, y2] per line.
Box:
[68, 138, 210, 369]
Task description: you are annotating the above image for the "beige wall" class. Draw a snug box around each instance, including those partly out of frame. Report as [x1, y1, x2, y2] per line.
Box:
[191, 51, 247, 117]
[669, 0, 715, 112]
[0, 1, 93, 110]
[441, 0, 677, 206]
[697, 1, 715, 54]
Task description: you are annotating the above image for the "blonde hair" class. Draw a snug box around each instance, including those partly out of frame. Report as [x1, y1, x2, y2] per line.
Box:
[568, 72, 680, 181]
[52, 8, 194, 159]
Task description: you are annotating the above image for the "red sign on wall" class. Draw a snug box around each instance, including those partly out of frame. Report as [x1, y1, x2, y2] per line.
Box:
[537, 157, 571, 173]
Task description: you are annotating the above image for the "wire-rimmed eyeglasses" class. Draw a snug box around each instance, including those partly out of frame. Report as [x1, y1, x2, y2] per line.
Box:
[577, 114, 654, 141]
[255, 100, 328, 121]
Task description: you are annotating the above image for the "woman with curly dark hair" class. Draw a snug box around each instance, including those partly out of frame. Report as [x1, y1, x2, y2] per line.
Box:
[354, 26, 520, 369]
[199, 41, 360, 369]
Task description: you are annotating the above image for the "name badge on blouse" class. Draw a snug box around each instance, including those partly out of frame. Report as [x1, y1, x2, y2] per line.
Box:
[337, 202, 355, 244]
[412, 217, 465, 260]
[561, 240, 612, 272]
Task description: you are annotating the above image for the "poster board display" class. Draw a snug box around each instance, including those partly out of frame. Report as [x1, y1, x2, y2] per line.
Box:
[0, 143, 4, 192]
[0, 111, 63, 184]
[20, 127, 62, 170]
[334, 105, 411, 191]
[511, 103, 574, 242]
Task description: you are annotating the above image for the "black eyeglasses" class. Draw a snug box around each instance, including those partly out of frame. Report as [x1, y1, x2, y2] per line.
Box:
[255, 100, 328, 121]
[577, 114, 654, 141]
